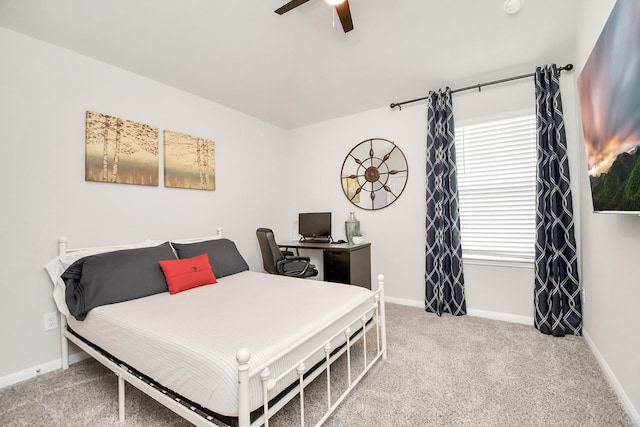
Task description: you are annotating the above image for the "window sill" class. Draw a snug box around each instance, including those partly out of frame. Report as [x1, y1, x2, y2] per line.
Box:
[462, 255, 533, 269]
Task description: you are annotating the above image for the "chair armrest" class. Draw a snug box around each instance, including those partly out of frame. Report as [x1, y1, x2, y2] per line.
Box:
[276, 258, 308, 268]
[276, 258, 312, 275]
[284, 256, 310, 262]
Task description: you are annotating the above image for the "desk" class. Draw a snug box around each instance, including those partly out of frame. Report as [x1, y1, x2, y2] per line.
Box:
[278, 241, 371, 289]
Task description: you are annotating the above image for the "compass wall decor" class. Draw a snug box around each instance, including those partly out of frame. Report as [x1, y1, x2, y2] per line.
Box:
[340, 138, 408, 210]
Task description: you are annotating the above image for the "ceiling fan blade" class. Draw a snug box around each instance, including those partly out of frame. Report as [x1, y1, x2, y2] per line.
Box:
[275, 0, 311, 15]
[335, 0, 354, 33]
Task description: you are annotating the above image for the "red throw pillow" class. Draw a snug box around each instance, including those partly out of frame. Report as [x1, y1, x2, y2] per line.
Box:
[159, 253, 217, 294]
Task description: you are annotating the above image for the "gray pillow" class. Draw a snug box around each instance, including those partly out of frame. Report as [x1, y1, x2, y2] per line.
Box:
[63, 242, 176, 320]
[171, 239, 249, 279]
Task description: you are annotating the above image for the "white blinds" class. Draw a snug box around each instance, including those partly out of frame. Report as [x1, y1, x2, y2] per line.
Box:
[455, 114, 536, 263]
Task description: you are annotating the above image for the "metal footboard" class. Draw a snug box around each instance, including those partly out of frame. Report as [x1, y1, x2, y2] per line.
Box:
[237, 274, 387, 427]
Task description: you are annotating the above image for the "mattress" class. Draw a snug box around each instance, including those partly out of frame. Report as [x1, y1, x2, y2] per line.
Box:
[66, 270, 375, 417]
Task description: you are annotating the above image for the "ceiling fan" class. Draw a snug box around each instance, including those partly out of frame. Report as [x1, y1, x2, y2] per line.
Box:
[275, 0, 354, 33]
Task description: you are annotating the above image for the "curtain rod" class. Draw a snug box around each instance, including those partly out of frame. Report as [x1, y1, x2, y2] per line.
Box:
[389, 63, 574, 110]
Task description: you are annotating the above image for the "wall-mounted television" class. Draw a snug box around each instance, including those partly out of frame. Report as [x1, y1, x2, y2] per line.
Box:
[299, 212, 332, 241]
[577, 0, 640, 214]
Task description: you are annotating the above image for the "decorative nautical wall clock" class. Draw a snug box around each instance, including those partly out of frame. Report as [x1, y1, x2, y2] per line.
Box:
[340, 138, 408, 210]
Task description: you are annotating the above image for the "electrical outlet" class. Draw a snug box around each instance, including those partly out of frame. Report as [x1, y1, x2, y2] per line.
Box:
[44, 312, 58, 331]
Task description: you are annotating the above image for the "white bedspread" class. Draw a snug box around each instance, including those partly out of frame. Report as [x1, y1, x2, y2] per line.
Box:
[66, 270, 374, 417]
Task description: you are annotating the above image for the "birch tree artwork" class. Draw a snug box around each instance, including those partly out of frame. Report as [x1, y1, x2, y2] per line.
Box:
[85, 111, 159, 186]
[163, 130, 215, 190]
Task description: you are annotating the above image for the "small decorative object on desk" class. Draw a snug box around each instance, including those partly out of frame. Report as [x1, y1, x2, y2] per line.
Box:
[352, 231, 364, 245]
[345, 212, 360, 244]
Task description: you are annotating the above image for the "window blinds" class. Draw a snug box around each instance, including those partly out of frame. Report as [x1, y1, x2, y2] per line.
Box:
[455, 114, 536, 263]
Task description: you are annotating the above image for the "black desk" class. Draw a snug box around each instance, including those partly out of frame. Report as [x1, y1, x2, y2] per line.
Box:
[278, 241, 372, 289]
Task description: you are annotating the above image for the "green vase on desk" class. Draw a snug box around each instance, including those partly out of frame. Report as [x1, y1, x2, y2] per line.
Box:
[345, 212, 360, 244]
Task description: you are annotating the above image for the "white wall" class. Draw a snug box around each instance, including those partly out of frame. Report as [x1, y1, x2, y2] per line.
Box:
[574, 0, 640, 422]
[285, 73, 579, 323]
[0, 27, 289, 379]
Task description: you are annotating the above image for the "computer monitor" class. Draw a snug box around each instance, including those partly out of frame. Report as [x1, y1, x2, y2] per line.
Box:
[298, 212, 331, 241]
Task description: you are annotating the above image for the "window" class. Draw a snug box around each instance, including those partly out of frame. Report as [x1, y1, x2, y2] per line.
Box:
[455, 114, 536, 265]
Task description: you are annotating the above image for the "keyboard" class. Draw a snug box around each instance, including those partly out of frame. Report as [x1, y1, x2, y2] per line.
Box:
[301, 237, 331, 243]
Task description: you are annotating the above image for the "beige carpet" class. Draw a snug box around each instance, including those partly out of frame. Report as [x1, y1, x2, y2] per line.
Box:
[0, 303, 632, 426]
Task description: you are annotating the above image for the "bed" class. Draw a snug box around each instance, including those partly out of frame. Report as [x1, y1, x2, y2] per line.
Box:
[44, 229, 387, 426]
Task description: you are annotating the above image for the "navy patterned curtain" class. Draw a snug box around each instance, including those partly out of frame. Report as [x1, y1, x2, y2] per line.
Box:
[534, 65, 582, 336]
[425, 88, 466, 316]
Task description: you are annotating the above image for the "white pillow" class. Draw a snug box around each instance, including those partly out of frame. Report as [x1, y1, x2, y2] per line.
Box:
[44, 239, 162, 316]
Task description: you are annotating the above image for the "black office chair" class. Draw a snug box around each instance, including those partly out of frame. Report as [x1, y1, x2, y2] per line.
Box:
[256, 228, 318, 278]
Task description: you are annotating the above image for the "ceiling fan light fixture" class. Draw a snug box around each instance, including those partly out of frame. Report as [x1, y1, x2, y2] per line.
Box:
[276, 0, 353, 33]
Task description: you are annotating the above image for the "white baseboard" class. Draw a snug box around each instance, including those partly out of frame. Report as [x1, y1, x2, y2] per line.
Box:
[0, 351, 88, 389]
[386, 296, 534, 325]
[466, 308, 534, 325]
[583, 330, 640, 426]
[385, 296, 424, 308]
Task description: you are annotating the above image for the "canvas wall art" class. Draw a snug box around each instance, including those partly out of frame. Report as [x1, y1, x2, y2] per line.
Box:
[577, 0, 640, 212]
[85, 111, 159, 186]
[163, 130, 216, 190]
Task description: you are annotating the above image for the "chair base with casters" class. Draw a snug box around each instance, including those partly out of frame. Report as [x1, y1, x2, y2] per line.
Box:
[256, 228, 319, 278]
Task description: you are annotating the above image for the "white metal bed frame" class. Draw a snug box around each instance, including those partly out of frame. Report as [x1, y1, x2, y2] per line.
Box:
[55, 230, 387, 427]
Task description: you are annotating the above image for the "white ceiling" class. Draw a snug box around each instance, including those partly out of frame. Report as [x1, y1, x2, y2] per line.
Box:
[0, 0, 581, 129]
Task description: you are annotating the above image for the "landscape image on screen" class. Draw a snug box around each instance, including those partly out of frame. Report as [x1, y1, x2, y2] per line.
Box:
[577, 0, 640, 212]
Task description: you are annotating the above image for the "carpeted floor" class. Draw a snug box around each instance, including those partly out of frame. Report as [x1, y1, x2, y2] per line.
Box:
[0, 303, 633, 426]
